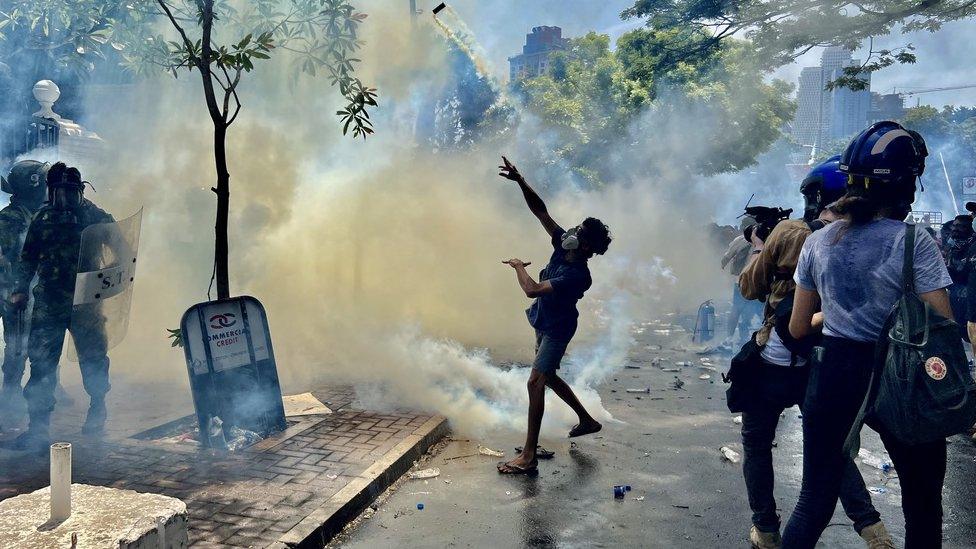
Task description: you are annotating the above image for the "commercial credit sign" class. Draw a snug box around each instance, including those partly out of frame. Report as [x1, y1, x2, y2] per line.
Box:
[180, 296, 286, 446]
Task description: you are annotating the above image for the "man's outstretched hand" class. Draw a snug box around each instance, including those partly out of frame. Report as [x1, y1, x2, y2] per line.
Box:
[499, 156, 524, 183]
[503, 258, 532, 269]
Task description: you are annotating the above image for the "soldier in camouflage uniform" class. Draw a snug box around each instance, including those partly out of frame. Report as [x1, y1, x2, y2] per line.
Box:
[0, 160, 48, 400]
[9, 162, 115, 451]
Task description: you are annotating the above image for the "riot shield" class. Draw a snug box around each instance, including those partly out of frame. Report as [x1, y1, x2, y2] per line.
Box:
[67, 209, 142, 361]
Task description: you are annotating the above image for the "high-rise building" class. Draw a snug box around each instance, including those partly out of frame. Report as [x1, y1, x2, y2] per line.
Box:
[868, 92, 907, 123]
[508, 26, 568, 80]
[792, 47, 872, 150]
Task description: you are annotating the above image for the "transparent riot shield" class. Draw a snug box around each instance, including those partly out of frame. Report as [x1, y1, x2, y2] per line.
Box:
[67, 209, 142, 361]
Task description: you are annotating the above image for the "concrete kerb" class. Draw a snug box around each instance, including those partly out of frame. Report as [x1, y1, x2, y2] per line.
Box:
[272, 415, 449, 549]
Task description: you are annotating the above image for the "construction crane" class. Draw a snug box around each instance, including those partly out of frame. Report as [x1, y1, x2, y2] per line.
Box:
[890, 84, 976, 107]
[893, 84, 976, 97]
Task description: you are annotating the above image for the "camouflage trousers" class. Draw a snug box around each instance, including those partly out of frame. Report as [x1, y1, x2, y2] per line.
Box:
[0, 302, 28, 390]
[23, 305, 110, 418]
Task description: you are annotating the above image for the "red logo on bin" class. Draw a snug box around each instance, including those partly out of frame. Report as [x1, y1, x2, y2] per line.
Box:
[924, 357, 947, 381]
[209, 313, 237, 329]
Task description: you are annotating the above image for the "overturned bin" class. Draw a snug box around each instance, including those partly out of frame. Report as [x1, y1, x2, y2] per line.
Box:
[180, 296, 287, 449]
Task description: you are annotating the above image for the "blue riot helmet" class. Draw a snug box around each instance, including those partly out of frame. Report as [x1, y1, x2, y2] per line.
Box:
[840, 121, 927, 184]
[839, 121, 928, 218]
[800, 155, 848, 221]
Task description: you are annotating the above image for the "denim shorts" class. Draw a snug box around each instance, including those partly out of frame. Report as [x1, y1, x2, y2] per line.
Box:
[532, 331, 570, 375]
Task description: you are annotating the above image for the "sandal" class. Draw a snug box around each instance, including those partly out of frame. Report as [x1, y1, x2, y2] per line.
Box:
[515, 445, 555, 459]
[496, 459, 538, 475]
[568, 421, 602, 438]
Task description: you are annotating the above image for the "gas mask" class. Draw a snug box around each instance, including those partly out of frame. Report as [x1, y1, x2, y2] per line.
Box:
[51, 187, 83, 210]
[561, 226, 582, 250]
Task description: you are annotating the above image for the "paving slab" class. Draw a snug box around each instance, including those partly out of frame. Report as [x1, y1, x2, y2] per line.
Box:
[0, 384, 447, 548]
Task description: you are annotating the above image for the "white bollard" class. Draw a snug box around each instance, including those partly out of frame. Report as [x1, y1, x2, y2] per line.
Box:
[50, 442, 72, 522]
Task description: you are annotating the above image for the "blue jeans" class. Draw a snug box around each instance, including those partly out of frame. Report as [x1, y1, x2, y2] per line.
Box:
[742, 362, 880, 534]
[782, 337, 947, 549]
[730, 282, 763, 344]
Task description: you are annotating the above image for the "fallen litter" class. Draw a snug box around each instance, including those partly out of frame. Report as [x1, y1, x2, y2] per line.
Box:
[868, 486, 889, 495]
[625, 365, 642, 369]
[478, 446, 505, 457]
[661, 367, 680, 372]
[282, 392, 333, 416]
[407, 468, 441, 480]
[858, 448, 895, 474]
[675, 361, 691, 367]
[698, 374, 711, 380]
[732, 415, 743, 425]
[417, 503, 425, 510]
[226, 426, 263, 451]
[612, 485, 632, 499]
[444, 453, 478, 461]
[626, 388, 651, 394]
[672, 377, 685, 390]
[635, 496, 645, 502]
[720, 446, 741, 464]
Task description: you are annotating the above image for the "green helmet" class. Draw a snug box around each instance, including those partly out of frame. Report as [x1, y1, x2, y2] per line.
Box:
[1, 160, 49, 204]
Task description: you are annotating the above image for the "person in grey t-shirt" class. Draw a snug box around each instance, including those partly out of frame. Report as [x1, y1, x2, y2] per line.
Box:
[783, 122, 953, 549]
[794, 218, 952, 342]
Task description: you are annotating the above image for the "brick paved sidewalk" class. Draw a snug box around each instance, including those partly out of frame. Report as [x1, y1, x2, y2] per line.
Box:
[0, 386, 447, 548]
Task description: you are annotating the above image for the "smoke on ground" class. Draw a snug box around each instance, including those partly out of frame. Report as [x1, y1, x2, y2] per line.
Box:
[43, 4, 746, 436]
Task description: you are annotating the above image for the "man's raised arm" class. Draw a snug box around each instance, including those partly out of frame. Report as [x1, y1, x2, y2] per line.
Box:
[499, 156, 563, 237]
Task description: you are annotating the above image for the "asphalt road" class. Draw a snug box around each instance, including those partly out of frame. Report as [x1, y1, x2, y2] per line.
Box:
[332, 324, 976, 548]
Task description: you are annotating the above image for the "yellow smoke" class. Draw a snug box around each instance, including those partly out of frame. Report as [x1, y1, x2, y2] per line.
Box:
[47, 4, 726, 436]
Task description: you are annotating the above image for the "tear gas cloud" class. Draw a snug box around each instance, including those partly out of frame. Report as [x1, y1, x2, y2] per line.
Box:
[46, 3, 766, 436]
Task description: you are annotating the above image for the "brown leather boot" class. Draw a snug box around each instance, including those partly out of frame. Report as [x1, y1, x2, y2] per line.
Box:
[859, 522, 896, 549]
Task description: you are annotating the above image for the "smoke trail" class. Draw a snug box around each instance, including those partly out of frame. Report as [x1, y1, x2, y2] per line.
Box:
[432, 6, 511, 110]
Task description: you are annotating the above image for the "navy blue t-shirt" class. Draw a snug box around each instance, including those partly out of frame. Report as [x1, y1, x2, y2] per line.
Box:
[526, 231, 592, 340]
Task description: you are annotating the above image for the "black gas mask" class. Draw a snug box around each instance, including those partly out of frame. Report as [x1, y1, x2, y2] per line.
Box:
[45, 162, 85, 210]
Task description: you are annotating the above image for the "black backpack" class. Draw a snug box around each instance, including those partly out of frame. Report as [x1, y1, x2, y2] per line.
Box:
[846, 224, 976, 452]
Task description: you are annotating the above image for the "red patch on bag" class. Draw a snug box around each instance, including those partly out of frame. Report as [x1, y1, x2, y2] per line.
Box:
[924, 357, 947, 381]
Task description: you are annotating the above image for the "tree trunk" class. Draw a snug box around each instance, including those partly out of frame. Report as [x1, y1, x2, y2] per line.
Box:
[213, 123, 230, 300]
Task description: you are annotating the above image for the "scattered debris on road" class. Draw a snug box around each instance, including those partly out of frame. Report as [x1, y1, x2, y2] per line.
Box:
[858, 448, 895, 474]
[720, 446, 741, 464]
[407, 468, 441, 480]
[478, 446, 505, 457]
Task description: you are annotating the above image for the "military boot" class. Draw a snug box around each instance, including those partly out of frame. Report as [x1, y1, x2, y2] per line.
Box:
[10, 413, 51, 453]
[859, 522, 896, 549]
[1, 381, 27, 418]
[81, 397, 106, 436]
[749, 526, 783, 549]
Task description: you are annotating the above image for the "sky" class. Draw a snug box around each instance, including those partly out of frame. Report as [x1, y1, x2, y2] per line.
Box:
[432, 0, 976, 108]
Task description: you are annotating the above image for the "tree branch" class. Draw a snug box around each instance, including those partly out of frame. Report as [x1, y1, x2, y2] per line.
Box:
[155, 0, 198, 66]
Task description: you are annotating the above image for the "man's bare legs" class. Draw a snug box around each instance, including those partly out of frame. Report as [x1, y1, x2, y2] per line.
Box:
[546, 374, 600, 434]
[502, 370, 602, 471]
[503, 369, 548, 470]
